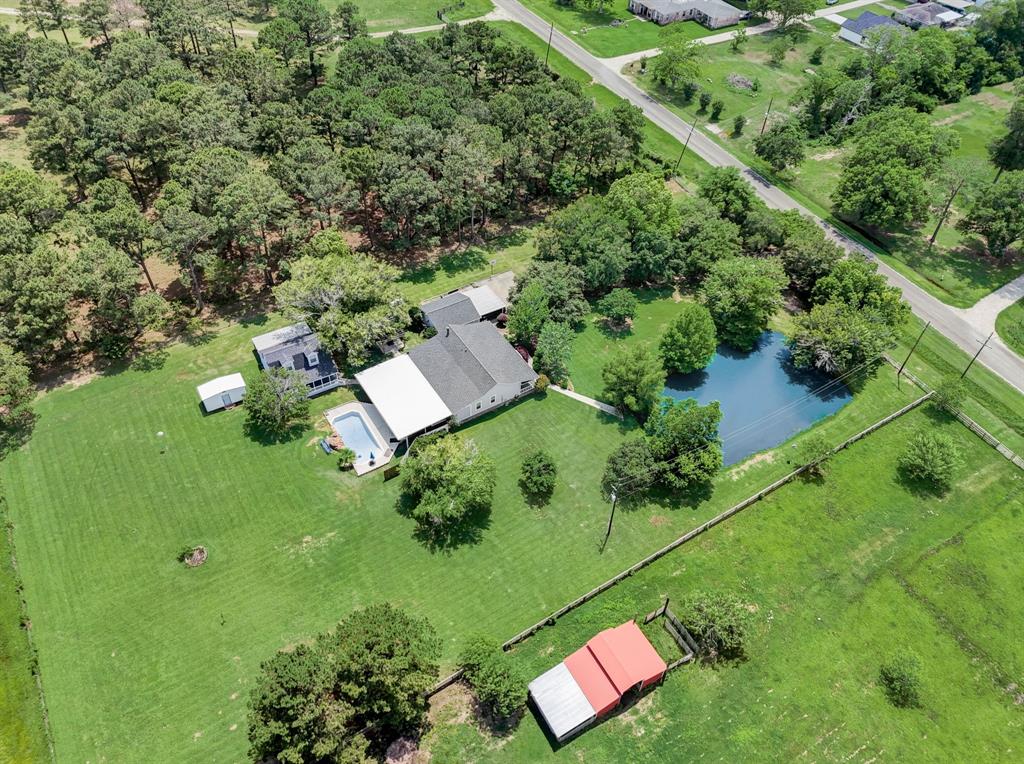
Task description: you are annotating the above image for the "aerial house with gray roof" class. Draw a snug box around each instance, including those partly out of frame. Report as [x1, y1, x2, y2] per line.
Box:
[251, 322, 342, 397]
[355, 321, 537, 446]
[628, 0, 747, 29]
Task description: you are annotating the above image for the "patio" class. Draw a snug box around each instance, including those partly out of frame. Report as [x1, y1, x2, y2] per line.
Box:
[323, 401, 397, 476]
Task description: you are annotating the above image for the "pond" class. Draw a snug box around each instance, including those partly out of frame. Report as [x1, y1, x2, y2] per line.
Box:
[663, 331, 852, 466]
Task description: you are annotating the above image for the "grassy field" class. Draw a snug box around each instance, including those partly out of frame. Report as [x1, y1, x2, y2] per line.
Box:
[996, 299, 1024, 358]
[0, 277, 925, 760]
[517, 0, 725, 58]
[0, 503, 49, 764]
[349, 0, 493, 32]
[422, 406, 1024, 761]
[627, 32, 1024, 307]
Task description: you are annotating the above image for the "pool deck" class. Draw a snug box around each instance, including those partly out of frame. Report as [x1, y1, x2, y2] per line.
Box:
[323, 401, 396, 476]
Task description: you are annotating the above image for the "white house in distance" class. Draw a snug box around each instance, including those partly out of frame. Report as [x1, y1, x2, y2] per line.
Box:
[196, 373, 246, 413]
[355, 321, 538, 447]
[627, 0, 747, 29]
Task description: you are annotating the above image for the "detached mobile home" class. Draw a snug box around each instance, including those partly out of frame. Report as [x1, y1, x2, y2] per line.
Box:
[197, 373, 246, 413]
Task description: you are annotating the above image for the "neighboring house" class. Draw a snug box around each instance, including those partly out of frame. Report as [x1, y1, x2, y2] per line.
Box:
[421, 284, 506, 330]
[838, 11, 902, 45]
[895, 2, 961, 27]
[628, 0, 747, 28]
[251, 323, 342, 397]
[529, 621, 668, 743]
[935, 0, 973, 11]
[196, 373, 246, 413]
[355, 321, 537, 445]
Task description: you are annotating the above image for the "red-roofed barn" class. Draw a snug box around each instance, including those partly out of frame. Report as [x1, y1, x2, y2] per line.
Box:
[528, 621, 668, 742]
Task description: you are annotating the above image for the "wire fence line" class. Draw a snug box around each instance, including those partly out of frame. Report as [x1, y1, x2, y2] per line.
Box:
[883, 355, 1024, 472]
[426, 391, 932, 697]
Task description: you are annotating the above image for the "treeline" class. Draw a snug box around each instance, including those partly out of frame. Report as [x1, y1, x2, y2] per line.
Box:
[0, 5, 652, 374]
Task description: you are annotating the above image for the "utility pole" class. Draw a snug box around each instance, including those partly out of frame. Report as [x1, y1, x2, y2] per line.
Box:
[600, 487, 618, 553]
[896, 321, 930, 388]
[674, 120, 697, 174]
[544, 21, 554, 69]
[760, 96, 774, 135]
[961, 333, 993, 379]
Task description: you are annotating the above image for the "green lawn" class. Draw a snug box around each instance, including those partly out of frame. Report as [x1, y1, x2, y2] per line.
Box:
[0, 303, 918, 760]
[893, 315, 1024, 456]
[422, 407, 1024, 761]
[629, 34, 1024, 307]
[518, 0, 676, 58]
[0, 507, 49, 764]
[348, 0, 493, 32]
[995, 298, 1024, 359]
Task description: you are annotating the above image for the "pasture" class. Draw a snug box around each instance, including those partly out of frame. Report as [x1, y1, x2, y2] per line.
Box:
[422, 406, 1024, 761]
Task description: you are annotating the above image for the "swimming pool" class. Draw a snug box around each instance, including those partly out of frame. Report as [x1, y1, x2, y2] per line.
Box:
[663, 331, 852, 466]
[331, 411, 382, 463]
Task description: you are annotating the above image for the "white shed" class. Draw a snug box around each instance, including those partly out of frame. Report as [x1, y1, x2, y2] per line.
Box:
[197, 373, 247, 413]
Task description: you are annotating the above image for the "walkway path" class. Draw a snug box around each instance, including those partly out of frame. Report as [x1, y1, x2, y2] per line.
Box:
[959, 273, 1024, 337]
[600, 0, 879, 70]
[494, 0, 1024, 395]
[369, 7, 511, 38]
[550, 385, 622, 418]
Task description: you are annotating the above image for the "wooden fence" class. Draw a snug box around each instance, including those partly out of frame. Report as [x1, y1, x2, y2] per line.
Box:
[426, 392, 931, 696]
[884, 355, 1024, 472]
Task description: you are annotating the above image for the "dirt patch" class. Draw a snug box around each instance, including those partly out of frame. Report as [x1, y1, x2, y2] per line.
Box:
[179, 545, 207, 567]
[428, 682, 474, 727]
[282, 532, 338, 557]
[974, 91, 1013, 110]
[934, 112, 967, 127]
[729, 451, 775, 479]
[810, 148, 842, 162]
[386, 737, 429, 764]
[665, 178, 685, 195]
[850, 527, 901, 566]
[649, 515, 669, 527]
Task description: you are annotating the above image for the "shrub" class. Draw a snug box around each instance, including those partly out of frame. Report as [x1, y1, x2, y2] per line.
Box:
[602, 437, 659, 498]
[601, 344, 666, 419]
[733, 114, 747, 136]
[710, 99, 724, 121]
[769, 37, 788, 65]
[809, 44, 824, 65]
[879, 650, 922, 708]
[699, 91, 712, 113]
[597, 288, 639, 326]
[336, 448, 356, 469]
[244, 367, 310, 434]
[534, 373, 550, 393]
[460, 635, 525, 719]
[660, 302, 717, 374]
[533, 321, 575, 385]
[520, 449, 557, 499]
[932, 376, 967, 414]
[678, 590, 755, 662]
[681, 80, 699, 102]
[898, 430, 962, 490]
[796, 432, 832, 478]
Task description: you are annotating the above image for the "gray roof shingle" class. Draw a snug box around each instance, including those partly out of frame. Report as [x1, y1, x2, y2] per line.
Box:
[842, 10, 900, 33]
[421, 292, 481, 329]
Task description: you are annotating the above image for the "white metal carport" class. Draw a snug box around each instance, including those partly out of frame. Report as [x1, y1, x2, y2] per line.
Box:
[528, 662, 597, 743]
[354, 355, 451, 441]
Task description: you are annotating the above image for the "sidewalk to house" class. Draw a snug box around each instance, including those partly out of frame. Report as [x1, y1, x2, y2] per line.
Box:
[550, 385, 622, 418]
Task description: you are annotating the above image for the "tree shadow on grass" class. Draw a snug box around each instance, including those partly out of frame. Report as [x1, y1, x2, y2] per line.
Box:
[129, 346, 169, 372]
[896, 468, 951, 499]
[395, 492, 492, 554]
[519, 481, 555, 509]
[242, 419, 307, 446]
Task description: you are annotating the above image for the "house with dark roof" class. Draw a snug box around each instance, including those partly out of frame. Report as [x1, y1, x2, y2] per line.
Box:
[628, 0, 746, 29]
[251, 322, 342, 397]
[354, 321, 537, 442]
[839, 11, 902, 46]
[421, 284, 506, 330]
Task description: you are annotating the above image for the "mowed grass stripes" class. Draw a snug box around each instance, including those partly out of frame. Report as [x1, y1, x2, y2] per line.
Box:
[1, 312, 916, 761]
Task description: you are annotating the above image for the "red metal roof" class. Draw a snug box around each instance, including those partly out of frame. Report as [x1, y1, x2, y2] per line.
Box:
[563, 621, 667, 716]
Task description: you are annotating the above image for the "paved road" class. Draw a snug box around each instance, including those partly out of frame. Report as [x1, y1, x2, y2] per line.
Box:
[600, 0, 882, 70]
[493, 0, 1024, 394]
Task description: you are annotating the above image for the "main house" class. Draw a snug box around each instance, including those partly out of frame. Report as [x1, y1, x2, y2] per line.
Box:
[251, 322, 342, 397]
[628, 0, 747, 29]
[838, 11, 901, 46]
[355, 321, 537, 445]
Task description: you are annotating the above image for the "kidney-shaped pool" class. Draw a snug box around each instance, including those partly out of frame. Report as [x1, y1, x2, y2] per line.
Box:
[663, 331, 852, 466]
